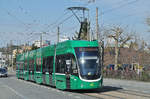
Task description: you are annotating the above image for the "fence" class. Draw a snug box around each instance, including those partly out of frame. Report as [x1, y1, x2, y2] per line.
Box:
[103, 69, 150, 82]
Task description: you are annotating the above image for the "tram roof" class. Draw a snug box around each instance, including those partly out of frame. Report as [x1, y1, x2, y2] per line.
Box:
[56, 40, 99, 48]
[16, 40, 99, 59]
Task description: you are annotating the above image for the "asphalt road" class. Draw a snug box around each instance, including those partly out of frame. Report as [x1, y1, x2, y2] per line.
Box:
[1, 71, 150, 99]
[0, 73, 98, 99]
[103, 78, 150, 94]
[82, 78, 150, 99]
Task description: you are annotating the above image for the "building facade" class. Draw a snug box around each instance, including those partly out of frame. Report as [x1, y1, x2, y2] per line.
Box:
[0, 52, 6, 67]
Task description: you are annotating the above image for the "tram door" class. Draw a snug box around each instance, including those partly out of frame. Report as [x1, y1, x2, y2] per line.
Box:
[48, 56, 53, 86]
[65, 59, 71, 89]
[56, 54, 73, 89]
[42, 56, 53, 85]
[65, 54, 77, 89]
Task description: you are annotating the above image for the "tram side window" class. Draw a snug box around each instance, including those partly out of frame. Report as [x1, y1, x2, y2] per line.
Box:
[36, 58, 41, 71]
[71, 56, 78, 74]
[17, 62, 22, 70]
[56, 54, 77, 73]
[47, 56, 53, 73]
[42, 57, 47, 73]
[64, 54, 77, 74]
[32, 60, 34, 71]
[29, 60, 34, 71]
[29, 60, 31, 71]
[19, 62, 21, 70]
[56, 55, 65, 73]
[19, 62, 23, 71]
[24, 60, 28, 70]
[16, 62, 19, 70]
[56, 56, 60, 73]
[42, 56, 53, 73]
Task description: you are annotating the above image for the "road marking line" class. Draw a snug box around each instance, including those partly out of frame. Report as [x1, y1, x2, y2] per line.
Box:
[142, 91, 149, 93]
[123, 88, 150, 94]
[61, 92, 65, 94]
[0, 81, 28, 99]
[14, 78, 60, 93]
[68, 94, 73, 96]
[74, 96, 81, 99]
[56, 90, 60, 92]
[12, 77, 83, 99]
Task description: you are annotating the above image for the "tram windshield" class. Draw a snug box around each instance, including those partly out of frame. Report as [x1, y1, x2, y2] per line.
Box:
[75, 47, 101, 80]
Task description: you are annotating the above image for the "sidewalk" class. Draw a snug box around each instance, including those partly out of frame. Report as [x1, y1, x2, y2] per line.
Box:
[104, 78, 150, 94]
[8, 67, 16, 75]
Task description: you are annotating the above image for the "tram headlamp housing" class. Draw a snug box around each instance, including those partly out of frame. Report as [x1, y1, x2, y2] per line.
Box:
[80, 59, 85, 64]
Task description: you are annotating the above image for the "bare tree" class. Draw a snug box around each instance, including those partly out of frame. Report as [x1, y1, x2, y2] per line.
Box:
[106, 26, 132, 70]
[146, 17, 150, 32]
[146, 17, 150, 26]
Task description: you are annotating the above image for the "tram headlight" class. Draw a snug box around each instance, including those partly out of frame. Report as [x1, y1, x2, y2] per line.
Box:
[74, 79, 77, 81]
[80, 59, 85, 64]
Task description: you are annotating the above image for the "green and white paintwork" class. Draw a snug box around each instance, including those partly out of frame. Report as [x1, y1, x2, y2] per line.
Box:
[16, 40, 103, 90]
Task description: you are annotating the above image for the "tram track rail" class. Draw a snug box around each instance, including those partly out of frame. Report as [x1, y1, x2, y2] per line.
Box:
[78, 86, 150, 99]
[116, 89, 150, 98]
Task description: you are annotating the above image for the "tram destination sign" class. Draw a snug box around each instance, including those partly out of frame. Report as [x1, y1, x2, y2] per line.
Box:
[79, 47, 98, 52]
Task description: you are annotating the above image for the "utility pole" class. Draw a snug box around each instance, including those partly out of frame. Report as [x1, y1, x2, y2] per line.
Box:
[57, 26, 60, 43]
[96, 7, 104, 70]
[96, 7, 99, 40]
[39, 32, 47, 48]
[40, 33, 42, 48]
[10, 40, 13, 70]
[6, 43, 8, 66]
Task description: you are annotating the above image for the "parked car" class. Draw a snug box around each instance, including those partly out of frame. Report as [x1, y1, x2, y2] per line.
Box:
[0, 68, 8, 77]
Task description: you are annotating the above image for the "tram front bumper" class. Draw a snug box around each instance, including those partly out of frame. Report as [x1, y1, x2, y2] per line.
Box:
[70, 75, 103, 90]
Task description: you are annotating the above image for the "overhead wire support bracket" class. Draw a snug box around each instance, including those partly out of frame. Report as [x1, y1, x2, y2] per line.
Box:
[67, 7, 89, 23]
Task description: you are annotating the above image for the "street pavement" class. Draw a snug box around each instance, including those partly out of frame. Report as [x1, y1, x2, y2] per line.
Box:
[0, 72, 98, 99]
[103, 78, 150, 94]
[82, 78, 150, 99]
[1, 71, 150, 99]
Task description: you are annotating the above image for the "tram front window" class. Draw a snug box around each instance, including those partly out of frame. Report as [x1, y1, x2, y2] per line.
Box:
[75, 47, 101, 80]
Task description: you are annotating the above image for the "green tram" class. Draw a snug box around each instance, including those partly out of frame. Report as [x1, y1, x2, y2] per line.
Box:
[16, 40, 103, 90]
